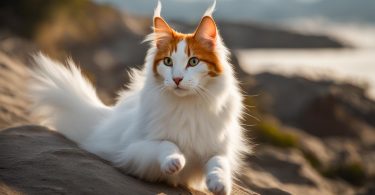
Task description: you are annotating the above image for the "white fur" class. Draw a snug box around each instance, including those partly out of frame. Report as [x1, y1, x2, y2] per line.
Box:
[29, 2, 249, 194]
[154, 1, 162, 18]
[30, 53, 111, 143]
[204, 0, 216, 17]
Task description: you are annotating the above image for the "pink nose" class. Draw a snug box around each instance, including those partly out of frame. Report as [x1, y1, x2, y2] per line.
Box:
[173, 77, 183, 86]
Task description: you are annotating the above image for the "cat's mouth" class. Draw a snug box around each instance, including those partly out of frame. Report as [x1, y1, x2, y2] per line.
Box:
[174, 86, 186, 90]
[171, 86, 192, 96]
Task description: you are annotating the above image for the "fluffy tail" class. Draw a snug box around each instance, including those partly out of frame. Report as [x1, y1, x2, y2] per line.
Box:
[29, 53, 112, 143]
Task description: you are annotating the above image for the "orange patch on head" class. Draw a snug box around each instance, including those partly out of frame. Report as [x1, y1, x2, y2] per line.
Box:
[152, 30, 185, 74]
[185, 35, 223, 76]
[152, 16, 222, 77]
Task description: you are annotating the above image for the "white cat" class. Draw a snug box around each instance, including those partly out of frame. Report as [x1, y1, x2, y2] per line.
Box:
[30, 2, 250, 195]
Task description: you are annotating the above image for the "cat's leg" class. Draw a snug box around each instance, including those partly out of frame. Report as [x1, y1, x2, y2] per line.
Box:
[118, 140, 186, 177]
[158, 141, 186, 175]
[205, 156, 232, 195]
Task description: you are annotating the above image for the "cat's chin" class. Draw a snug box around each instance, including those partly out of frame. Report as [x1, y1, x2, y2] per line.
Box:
[171, 88, 194, 97]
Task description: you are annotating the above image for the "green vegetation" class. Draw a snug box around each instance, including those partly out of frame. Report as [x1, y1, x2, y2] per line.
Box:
[256, 122, 298, 148]
[302, 151, 322, 169]
[242, 96, 298, 148]
[323, 162, 366, 186]
[242, 88, 368, 186]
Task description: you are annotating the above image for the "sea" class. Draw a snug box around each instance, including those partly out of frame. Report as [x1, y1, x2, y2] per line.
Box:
[236, 24, 375, 100]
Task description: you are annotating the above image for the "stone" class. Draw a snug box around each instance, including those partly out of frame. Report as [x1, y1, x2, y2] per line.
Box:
[0, 125, 254, 195]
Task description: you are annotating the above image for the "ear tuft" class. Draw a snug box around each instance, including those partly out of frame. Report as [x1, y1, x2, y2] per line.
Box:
[204, 0, 216, 17]
[152, 1, 174, 49]
[154, 1, 162, 18]
[153, 1, 170, 34]
[194, 16, 217, 50]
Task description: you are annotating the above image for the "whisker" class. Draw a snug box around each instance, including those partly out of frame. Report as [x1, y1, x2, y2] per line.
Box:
[243, 104, 256, 109]
[242, 94, 260, 97]
[199, 88, 212, 104]
[242, 112, 261, 122]
[197, 85, 214, 99]
[159, 86, 167, 94]
[152, 85, 167, 95]
[241, 123, 257, 127]
[194, 88, 210, 105]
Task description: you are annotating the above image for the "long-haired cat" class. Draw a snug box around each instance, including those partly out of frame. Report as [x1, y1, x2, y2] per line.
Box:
[30, 1, 250, 195]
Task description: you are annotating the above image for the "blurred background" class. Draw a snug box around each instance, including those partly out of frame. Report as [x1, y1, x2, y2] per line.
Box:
[0, 0, 374, 194]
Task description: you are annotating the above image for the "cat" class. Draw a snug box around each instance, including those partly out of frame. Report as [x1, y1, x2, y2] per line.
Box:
[30, 1, 250, 195]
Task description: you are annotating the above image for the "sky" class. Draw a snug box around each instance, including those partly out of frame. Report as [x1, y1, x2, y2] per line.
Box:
[95, 0, 375, 25]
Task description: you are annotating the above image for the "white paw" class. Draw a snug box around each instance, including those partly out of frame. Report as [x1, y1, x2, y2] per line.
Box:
[161, 154, 185, 175]
[206, 173, 231, 195]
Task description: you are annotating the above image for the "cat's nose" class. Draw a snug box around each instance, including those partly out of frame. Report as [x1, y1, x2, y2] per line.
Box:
[173, 77, 183, 86]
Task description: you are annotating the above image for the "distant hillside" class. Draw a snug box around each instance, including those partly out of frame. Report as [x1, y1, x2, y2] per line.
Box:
[170, 20, 344, 49]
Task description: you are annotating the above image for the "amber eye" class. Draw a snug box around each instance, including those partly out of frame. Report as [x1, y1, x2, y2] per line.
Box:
[163, 57, 173, 66]
[188, 57, 200, 67]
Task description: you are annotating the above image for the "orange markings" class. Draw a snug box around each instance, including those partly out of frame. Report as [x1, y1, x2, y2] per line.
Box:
[152, 16, 222, 77]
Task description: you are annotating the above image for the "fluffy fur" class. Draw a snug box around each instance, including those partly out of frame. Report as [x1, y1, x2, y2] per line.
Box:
[30, 2, 250, 195]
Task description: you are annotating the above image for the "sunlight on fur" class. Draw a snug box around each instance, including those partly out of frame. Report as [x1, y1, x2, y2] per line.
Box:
[29, 1, 251, 194]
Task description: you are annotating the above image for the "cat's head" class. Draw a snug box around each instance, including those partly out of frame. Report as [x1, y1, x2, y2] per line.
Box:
[148, 1, 227, 97]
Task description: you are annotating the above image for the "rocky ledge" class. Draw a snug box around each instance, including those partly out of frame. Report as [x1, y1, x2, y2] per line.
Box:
[0, 125, 255, 195]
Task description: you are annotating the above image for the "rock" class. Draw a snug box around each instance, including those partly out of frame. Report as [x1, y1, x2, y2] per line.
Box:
[242, 146, 354, 195]
[246, 73, 375, 141]
[362, 151, 375, 180]
[282, 126, 335, 170]
[298, 94, 375, 140]
[358, 184, 375, 195]
[245, 73, 375, 189]
[322, 138, 368, 186]
[171, 21, 345, 49]
[325, 139, 362, 165]
[0, 125, 255, 195]
[0, 52, 32, 129]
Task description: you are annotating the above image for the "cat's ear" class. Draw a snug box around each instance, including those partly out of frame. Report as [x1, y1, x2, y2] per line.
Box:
[194, 16, 217, 50]
[194, 2, 217, 50]
[153, 1, 173, 49]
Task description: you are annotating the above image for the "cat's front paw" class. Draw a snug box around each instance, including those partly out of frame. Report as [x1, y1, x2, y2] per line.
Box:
[206, 173, 231, 195]
[161, 154, 186, 175]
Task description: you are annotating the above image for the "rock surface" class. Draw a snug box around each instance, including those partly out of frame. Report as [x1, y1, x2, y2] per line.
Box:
[247, 72, 375, 141]
[0, 125, 254, 195]
[0, 52, 32, 129]
[242, 146, 354, 195]
[171, 21, 345, 49]
[243, 73, 375, 193]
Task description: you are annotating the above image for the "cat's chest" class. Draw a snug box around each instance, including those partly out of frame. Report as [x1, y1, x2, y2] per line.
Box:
[140, 91, 235, 157]
[147, 103, 228, 158]
[163, 103, 222, 132]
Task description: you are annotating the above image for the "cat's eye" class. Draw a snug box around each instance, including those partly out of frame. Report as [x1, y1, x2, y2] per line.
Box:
[188, 57, 200, 67]
[163, 57, 173, 66]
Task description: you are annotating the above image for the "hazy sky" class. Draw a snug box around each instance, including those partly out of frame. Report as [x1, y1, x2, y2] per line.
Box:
[95, 0, 375, 25]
